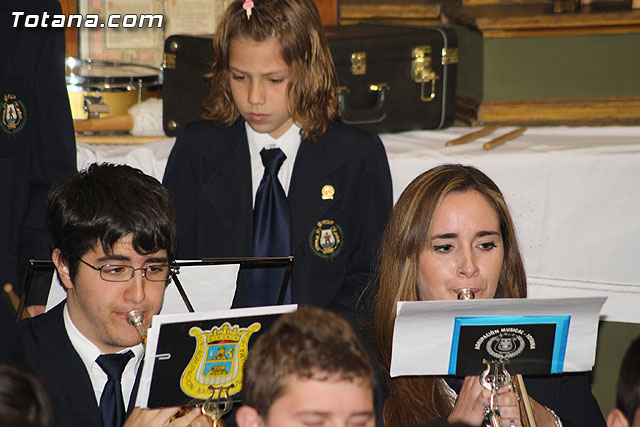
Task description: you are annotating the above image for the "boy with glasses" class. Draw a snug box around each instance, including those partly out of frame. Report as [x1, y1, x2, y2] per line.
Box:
[0, 163, 208, 427]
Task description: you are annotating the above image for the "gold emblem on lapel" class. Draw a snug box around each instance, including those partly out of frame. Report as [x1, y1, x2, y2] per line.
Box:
[1, 94, 27, 135]
[309, 219, 343, 259]
[321, 185, 335, 200]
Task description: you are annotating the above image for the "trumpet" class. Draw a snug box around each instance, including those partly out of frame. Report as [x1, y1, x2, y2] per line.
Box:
[127, 310, 147, 346]
[456, 289, 537, 427]
[127, 310, 232, 426]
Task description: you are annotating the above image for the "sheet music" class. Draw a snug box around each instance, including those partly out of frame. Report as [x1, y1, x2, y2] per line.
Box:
[136, 305, 297, 408]
[390, 297, 606, 377]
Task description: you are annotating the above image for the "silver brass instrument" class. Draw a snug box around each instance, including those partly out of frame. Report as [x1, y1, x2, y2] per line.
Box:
[456, 289, 537, 427]
[127, 310, 147, 346]
[127, 309, 233, 425]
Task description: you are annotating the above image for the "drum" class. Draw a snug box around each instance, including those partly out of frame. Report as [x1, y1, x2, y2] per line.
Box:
[66, 58, 163, 120]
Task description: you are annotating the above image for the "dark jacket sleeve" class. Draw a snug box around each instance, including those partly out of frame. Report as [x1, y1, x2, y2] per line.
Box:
[330, 132, 392, 315]
[525, 373, 605, 427]
[162, 123, 203, 259]
[0, 0, 76, 308]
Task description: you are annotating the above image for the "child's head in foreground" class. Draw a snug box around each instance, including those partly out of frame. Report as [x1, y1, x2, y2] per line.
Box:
[236, 307, 375, 427]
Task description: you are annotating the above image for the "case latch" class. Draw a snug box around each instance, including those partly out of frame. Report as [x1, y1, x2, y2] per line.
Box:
[351, 52, 366, 75]
[412, 45, 439, 102]
[442, 48, 459, 65]
[163, 53, 177, 70]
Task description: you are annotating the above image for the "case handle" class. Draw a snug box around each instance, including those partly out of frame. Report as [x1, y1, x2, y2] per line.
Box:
[338, 83, 390, 125]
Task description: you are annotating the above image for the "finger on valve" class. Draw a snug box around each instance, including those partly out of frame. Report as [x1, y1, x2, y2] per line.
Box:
[492, 388, 521, 425]
[448, 376, 491, 425]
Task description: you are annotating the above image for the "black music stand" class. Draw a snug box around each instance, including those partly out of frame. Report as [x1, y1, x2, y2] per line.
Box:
[170, 256, 294, 312]
[17, 259, 54, 323]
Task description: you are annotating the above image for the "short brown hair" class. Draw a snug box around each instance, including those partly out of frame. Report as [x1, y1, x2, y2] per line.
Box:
[203, 0, 338, 141]
[242, 307, 374, 417]
[373, 164, 526, 426]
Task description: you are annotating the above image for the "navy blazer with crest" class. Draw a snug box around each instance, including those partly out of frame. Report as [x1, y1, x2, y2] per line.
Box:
[0, 0, 77, 326]
[163, 118, 393, 315]
[0, 302, 141, 427]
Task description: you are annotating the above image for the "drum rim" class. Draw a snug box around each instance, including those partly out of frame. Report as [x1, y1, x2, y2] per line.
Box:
[66, 57, 163, 88]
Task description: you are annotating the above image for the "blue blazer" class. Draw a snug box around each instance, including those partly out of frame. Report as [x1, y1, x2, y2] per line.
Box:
[163, 118, 393, 315]
[0, 302, 141, 427]
[0, 0, 77, 319]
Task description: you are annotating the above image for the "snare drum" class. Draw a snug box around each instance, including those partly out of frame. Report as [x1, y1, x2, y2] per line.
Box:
[66, 58, 163, 120]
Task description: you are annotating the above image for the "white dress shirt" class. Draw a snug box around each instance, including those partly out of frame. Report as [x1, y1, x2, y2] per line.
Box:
[63, 303, 145, 408]
[246, 122, 301, 206]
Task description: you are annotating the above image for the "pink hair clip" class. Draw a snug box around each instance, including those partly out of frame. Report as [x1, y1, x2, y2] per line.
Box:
[243, 0, 254, 19]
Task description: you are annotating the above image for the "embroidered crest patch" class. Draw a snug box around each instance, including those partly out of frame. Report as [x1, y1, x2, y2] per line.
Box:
[1, 94, 27, 135]
[309, 219, 343, 259]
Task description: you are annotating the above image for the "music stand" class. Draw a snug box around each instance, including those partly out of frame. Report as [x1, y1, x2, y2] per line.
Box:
[171, 256, 294, 312]
[17, 259, 54, 323]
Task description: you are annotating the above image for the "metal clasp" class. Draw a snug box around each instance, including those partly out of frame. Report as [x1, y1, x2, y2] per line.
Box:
[351, 52, 366, 75]
[412, 45, 439, 102]
[442, 47, 459, 65]
[163, 53, 177, 70]
[83, 95, 109, 119]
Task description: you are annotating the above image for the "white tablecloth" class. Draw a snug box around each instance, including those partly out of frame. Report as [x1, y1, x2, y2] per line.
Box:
[77, 125, 640, 323]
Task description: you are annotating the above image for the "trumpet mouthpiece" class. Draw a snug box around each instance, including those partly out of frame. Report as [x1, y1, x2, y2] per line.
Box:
[127, 310, 147, 346]
[127, 309, 144, 326]
[457, 288, 475, 300]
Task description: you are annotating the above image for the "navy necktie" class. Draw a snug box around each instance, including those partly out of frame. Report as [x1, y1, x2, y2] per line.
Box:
[249, 147, 292, 306]
[97, 350, 134, 427]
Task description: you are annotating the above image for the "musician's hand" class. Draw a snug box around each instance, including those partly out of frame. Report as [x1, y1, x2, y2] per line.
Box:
[447, 375, 491, 426]
[124, 407, 212, 427]
[493, 385, 522, 427]
[529, 397, 559, 427]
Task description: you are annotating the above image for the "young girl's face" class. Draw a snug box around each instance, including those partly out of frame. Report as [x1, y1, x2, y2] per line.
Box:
[229, 36, 294, 139]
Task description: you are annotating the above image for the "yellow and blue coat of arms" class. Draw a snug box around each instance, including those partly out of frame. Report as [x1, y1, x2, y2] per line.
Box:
[180, 322, 261, 399]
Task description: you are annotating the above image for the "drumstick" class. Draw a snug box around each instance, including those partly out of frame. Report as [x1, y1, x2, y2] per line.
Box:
[445, 126, 499, 147]
[73, 97, 163, 136]
[73, 114, 134, 133]
[483, 127, 527, 151]
[3, 283, 31, 319]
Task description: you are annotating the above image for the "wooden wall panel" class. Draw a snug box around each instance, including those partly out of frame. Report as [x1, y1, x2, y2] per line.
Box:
[313, 0, 340, 26]
[58, 0, 78, 58]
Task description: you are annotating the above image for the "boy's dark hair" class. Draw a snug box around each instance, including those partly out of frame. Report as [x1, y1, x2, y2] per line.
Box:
[242, 307, 375, 417]
[47, 163, 177, 280]
[616, 335, 640, 423]
[203, 0, 338, 141]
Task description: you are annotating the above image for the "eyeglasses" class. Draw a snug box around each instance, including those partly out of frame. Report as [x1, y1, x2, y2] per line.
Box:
[78, 258, 173, 282]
